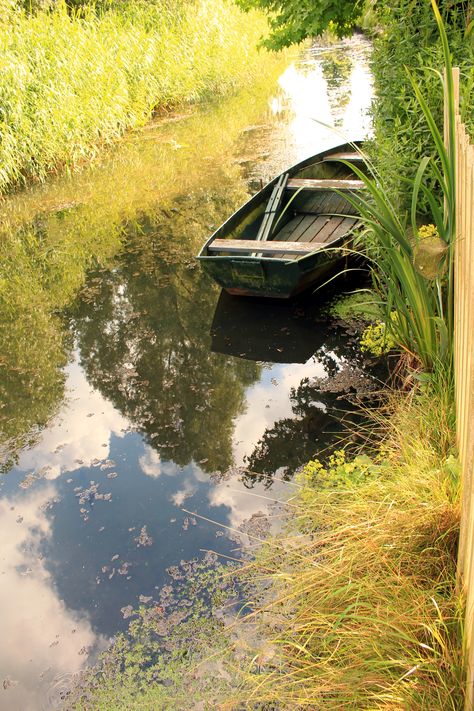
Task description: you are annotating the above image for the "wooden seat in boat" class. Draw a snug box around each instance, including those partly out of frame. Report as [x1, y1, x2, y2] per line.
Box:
[208, 214, 358, 258]
[286, 178, 364, 191]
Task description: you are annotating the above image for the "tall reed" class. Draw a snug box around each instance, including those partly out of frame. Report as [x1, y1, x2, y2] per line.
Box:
[345, 0, 456, 374]
[0, 0, 271, 191]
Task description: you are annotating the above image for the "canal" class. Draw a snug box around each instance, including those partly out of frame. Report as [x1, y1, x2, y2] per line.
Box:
[0, 36, 373, 709]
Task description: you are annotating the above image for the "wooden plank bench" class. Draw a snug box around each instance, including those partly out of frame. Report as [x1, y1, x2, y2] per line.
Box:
[208, 239, 320, 256]
[286, 178, 365, 191]
[322, 151, 365, 163]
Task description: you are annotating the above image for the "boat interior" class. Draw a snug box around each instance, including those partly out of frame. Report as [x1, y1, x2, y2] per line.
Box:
[207, 151, 365, 260]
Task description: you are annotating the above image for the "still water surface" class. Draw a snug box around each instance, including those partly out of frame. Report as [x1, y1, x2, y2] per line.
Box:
[0, 36, 373, 709]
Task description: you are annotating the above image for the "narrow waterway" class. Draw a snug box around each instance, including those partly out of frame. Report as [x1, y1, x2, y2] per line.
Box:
[0, 36, 373, 709]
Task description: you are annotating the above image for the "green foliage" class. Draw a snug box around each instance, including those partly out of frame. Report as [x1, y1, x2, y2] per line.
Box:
[0, 0, 273, 192]
[367, 0, 473, 214]
[343, 2, 459, 373]
[234, 0, 363, 49]
[346, 161, 453, 370]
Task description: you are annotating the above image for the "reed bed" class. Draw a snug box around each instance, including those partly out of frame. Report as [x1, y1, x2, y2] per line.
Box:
[0, 0, 270, 191]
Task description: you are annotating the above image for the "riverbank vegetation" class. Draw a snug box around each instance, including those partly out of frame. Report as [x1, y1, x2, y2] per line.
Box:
[0, 0, 277, 192]
[229, 384, 462, 709]
[368, 0, 473, 213]
[213, 3, 468, 708]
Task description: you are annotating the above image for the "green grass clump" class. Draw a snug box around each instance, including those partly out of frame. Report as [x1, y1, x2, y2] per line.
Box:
[0, 0, 273, 191]
[229, 383, 463, 710]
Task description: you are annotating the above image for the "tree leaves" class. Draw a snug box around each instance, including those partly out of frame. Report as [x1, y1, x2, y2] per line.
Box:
[234, 0, 362, 49]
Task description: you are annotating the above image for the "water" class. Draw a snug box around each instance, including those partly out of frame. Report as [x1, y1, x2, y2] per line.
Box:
[0, 36, 373, 709]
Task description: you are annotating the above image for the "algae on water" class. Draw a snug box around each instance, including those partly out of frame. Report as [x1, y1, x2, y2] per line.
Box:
[329, 290, 382, 324]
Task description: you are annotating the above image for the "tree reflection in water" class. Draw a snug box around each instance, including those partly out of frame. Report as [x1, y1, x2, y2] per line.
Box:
[71, 193, 261, 476]
[243, 369, 365, 486]
[210, 282, 377, 487]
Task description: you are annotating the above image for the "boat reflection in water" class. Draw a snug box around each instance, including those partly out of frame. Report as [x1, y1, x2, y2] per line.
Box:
[210, 278, 380, 488]
[210, 289, 330, 364]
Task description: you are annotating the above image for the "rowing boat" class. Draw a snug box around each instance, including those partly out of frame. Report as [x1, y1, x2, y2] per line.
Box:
[197, 142, 365, 299]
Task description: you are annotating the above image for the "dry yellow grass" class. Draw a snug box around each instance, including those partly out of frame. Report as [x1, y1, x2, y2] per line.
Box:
[227, 382, 463, 710]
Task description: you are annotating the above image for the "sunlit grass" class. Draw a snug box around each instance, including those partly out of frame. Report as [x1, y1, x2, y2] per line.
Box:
[228, 382, 463, 710]
[0, 0, 273, 191]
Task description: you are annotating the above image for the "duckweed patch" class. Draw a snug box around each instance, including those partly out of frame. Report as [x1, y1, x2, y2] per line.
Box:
[329, 290, 382, 324]
[63, 553, 246, 710]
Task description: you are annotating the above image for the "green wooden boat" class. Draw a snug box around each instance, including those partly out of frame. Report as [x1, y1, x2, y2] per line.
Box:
[197, 142, 365, 299]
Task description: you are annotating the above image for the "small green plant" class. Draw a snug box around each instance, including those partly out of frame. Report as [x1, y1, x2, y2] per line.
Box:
[329, 290, 382, 323]
[302, 448, 378, 489]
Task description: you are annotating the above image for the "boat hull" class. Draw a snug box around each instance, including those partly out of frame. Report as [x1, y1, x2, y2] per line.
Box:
[201, 250, 346, 299]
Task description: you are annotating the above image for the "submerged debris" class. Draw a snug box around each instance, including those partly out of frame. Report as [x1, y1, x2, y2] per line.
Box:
[73, 482, 112, 520]
[310, 365, 378, 398]
[134, 525, 153, 547]
[120, 605, 136, 620]
[138, 594, 153, 604]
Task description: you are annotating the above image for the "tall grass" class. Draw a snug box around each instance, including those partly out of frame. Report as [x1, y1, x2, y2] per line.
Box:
[229, 385, 463, 710]
[0, 0, 271, 191]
